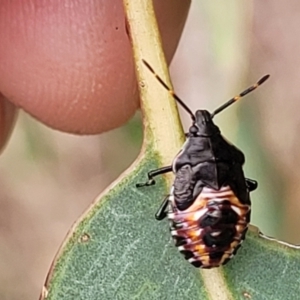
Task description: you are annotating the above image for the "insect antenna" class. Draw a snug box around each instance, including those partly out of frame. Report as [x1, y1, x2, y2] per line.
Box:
[211, 74, 270, 118]
[142, 59, 195, 121]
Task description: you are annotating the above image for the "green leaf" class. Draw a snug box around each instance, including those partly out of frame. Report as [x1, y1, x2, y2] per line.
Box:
[40, 151, 300, 300]
[41, 153, 207, 300]
[223, 229, 300, 300]
[40, 1, 300, 299]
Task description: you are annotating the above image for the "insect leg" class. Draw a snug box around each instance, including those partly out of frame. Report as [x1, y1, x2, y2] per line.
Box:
[136, 166, 172, 188]
[155, 195, 169, 221]
[246, 178, 258, 192]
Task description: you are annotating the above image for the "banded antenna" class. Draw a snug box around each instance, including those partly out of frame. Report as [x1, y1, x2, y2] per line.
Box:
[211, 74, 270, 118]
[142, 59, 270, 121]
[142, 59, 195, 121]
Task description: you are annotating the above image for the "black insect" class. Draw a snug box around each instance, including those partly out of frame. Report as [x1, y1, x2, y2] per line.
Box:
[137, 60, 269, 268]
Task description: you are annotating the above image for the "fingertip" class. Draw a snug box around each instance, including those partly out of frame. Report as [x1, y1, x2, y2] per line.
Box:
[0, 0, 190, 134]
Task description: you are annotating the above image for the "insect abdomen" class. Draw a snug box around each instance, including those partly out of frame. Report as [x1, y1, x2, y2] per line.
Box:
[168, 186, 250, 268]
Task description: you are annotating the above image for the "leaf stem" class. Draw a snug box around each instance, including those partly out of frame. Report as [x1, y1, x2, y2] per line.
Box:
[123, 0, 185, 172]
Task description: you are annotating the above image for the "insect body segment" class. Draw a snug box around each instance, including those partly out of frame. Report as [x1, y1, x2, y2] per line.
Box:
[137, 60, 269, 268]
[169, 185, 250, 268]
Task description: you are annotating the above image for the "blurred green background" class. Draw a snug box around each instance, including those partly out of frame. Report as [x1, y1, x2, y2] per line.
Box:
[1, 1, 299, 299]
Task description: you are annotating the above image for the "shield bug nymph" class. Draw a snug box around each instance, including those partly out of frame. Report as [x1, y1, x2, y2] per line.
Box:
[137, 60, 269, 268]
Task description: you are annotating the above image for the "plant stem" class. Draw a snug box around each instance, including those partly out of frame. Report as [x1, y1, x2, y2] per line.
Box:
[123, 0, 185, 171]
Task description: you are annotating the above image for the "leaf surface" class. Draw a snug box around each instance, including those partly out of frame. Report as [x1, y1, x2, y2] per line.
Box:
[41, 150, 300, 300]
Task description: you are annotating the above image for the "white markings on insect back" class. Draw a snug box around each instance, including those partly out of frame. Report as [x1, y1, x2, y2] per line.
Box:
[171, 230, 179, 236]
[168, 195, 174, 202]
[231, 206, 243, 215]
[210, 231, 222, 237]
[167, 184, 251, 268]
[192, 208, 208, 220]
[199, 185, 233, 198]
[168, 208, 208, 221]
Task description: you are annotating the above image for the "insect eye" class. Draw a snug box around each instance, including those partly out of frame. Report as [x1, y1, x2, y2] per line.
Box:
[189, 125, 198, 134]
